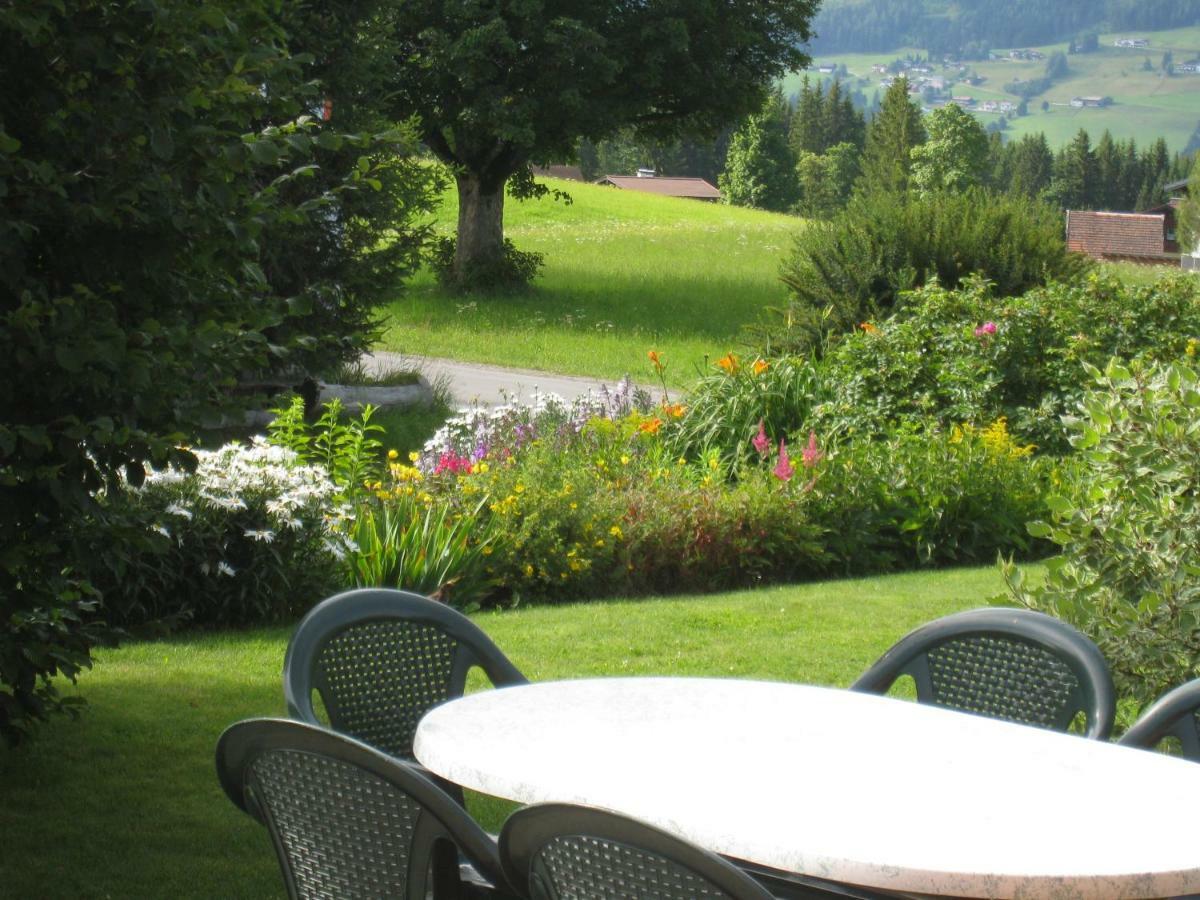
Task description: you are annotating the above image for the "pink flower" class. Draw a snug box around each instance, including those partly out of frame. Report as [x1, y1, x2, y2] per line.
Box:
[752, 419, 771, 457]
[772, 439, 795, 481]
[974, 321, 997, 338]
[801, 431, 823, 469]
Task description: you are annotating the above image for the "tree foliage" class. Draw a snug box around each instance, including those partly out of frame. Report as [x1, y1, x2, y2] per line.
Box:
[720, 90, 799, 212]
[860, 79, 927, 194]
[383, 0, 818, 285]
[0, 0, 435, 744]
[910, 104, 990, 194]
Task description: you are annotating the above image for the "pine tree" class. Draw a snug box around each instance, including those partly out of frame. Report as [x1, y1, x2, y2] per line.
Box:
[1093, 131, 1119, 210]
[1008, 133, 1053, 200]
[789, 76, 826, 156]
[822, 79, 866, 151]
[1049, 129, 1096, 209]
[720, 88, 799, 212]
[859, 78, 926, 194]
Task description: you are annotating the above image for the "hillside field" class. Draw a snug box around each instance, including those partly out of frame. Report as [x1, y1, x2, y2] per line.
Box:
[789, 24, 1200, 152]
[381, 178, 802, 388]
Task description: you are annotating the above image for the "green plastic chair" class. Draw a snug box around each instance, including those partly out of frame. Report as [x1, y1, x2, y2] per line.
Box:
[851, 608, 1116, 739]
[499, 803, 776, 900]
[283, 588, 528, 764]
[216, 718, 518, 899]
[1118, 677, 1200, 760]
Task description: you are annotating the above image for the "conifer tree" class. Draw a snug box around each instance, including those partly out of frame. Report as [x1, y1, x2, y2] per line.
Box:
[1093, 131, 1120, 210]
[1008, 133, 1054, 199]
[789, 76, 827, 156]
[1049, 129, 1096, 209]
[859, 78, 926, 193]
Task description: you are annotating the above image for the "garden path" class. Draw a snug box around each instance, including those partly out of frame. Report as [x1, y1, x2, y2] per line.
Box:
[363, 350, 671, 408]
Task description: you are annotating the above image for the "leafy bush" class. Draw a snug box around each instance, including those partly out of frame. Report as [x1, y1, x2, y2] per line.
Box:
[429, 235, 545, 293]
[95, 440, 346, 629]
[808, 418, 1056, 572]
[1000, 359, 1200, 717]
[766, 188, 1090, 352]
[812, 273, 1200, 452]
[267, 397, 385, 499]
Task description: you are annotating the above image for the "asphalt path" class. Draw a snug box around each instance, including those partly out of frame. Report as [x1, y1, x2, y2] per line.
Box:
[362, 351, 671, 408]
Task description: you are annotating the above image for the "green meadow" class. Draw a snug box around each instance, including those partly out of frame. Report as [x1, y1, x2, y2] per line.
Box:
[381, 178, 803, 388]
[792, 24, 1200, 152]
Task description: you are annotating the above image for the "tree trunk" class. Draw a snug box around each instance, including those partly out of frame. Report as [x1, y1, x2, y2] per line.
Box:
[454, 171, 505, 282]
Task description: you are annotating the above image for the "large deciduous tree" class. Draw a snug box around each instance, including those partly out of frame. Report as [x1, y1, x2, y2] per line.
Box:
[910, 104, 989, 194]
[386, 0, 817, 286]
[720, 89, 799, 212]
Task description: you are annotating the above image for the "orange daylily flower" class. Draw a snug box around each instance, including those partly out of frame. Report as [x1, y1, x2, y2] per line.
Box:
[661, 402, 686, 418]
[648, 349, 665, 373]
[860, 322, 878, 333]
[716, 352, 740, 374]
[752, 358, 769, 376]
[638, 417, 663, 435]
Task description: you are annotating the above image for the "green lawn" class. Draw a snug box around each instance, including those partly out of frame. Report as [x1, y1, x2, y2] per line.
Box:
[0, 564, 1032, 899]
[381, 178, 802, 388]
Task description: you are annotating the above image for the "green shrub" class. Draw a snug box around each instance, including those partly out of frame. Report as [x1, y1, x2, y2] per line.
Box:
[999, 359, 1200, 718]
[429, 235, 545, 293]
[806, 418, 1056, 572]
[267, 396, 385, 500]
[766, 188, 1090, 352]
[812, 274, 1200, 452]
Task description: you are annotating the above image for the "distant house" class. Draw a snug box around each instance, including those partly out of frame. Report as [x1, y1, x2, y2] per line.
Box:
[1178, 62, 1200, 74]
[871, 63, 888, 74]
[532, 164, 585, 182]
[1066, 210, 1179, 265]
[597, 174, 722, 202]
[817, 64, 837, 74]
[949, 95, 976, 106]
[1114, 38, 1151, 48]
[1070, 96, 1112, 108]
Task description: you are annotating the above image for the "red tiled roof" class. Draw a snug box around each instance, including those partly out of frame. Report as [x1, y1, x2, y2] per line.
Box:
[599, 175, 722, 200]
[1065, 211, 1175, 261]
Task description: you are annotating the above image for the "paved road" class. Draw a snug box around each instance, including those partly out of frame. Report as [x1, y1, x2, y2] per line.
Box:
[362, 351, 670, 408]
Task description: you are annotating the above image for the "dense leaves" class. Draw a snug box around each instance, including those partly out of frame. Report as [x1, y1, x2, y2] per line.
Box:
[771, 189, 1088, 350]
[0, 0, 434, 744]
[1001, 359, 1200, 720]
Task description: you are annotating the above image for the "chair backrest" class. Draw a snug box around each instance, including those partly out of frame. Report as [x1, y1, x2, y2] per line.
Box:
[499, 803, 775, 900]
[1118, 677, 1200, 760]
[283, 588, 527, 759]
[216, 718, 511, 900]
[850, 608, 1116, 739]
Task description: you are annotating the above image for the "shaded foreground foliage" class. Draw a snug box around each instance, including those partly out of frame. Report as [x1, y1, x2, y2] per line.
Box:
[0, 0, 436, 744]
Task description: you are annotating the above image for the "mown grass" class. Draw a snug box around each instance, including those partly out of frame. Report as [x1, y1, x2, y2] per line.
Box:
[381, 178, 802, 389]
[0, 563, 1035, 899]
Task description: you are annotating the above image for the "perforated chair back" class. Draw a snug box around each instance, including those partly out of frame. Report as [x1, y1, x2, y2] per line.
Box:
[499, 803, 775, 900]
[283, 588, 527, 759]
[1118, 677, 1200, 760]
[216, 718, 513, 900]
[850, 608, 1116, 739]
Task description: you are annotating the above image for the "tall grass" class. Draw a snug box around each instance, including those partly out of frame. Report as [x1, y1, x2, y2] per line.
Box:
[382, 177, 804, 388]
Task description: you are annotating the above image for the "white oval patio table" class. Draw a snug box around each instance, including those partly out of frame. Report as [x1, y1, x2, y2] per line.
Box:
[414, 677, 1200, 899]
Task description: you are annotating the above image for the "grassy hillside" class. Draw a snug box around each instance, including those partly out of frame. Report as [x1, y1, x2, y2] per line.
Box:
[790, 24, 1200, 152]
[381, 178, 802, 388]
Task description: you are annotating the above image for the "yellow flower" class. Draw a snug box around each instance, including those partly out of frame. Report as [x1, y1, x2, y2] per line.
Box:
[1188, 338, 1198, 357]
[477, 461, 490, 473]
[609, 525, 623, 539]
[524, 564, 534, 577]
[482, 546, 493, 556]
[715, 352, 740, 374]
[594, 539, 606, 548]
[387, 449, 399, 461]
[408, 451, 419, 463]
[620, 454, 631, 465]
[752, 358, 769, 376]
[569, 502, 578, 510]
[514, 483, 525, 493]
